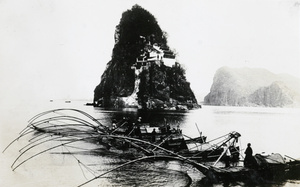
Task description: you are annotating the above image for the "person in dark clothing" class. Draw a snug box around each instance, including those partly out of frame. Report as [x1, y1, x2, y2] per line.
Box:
[244, 143, 253, 167]
[151, 129, 156, 142]
[166, 124, 171, 134]
[134, 124, 142, 138]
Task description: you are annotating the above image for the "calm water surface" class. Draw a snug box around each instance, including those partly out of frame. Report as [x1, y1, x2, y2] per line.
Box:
[1, 100, 300, 186]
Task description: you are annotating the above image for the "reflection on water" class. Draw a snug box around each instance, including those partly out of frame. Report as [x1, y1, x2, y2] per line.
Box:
[2, 101, 300, 186]
[94, 107, 188, 127]
[108, 161, 192, 187]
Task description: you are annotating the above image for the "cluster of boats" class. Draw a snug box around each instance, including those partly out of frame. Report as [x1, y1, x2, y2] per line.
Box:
[4, 109, 300, 186]
[95, 116, 300, 185]
[102, 117, 240, 161]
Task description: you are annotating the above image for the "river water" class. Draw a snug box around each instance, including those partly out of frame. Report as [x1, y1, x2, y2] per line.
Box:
[1, 100, 300, 186]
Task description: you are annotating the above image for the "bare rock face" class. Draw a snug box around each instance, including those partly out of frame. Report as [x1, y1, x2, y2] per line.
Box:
[93, 5, 199, 110]
[249, 81, 295, 107]
[204, 66, 300, 107]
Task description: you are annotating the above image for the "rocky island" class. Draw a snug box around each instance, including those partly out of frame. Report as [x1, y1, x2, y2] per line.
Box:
[93, 5, 199, 110]
[204, 66, 300, 107]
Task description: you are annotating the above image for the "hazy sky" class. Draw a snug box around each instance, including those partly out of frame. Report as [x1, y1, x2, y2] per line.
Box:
[0, 0, 299, 102]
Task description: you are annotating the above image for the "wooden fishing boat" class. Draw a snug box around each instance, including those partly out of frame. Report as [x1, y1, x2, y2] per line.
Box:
[92, 116, 241, 163]
[108, 119, 208, 153]
[108, 123, 240, 163]
[200, 153, 300, 185]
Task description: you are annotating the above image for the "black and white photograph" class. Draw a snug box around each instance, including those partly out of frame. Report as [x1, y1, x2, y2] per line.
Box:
[1, 0, 300, 186]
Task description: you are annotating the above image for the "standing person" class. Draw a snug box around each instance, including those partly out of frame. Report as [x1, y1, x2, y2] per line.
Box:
[230, 146, 240, 167]
[134, 124, 141, 138]
[166, 124, 171, 134]
[222, 144, 231, 167]
[244, 143, 253, 167]
[151, 128, 156, 142]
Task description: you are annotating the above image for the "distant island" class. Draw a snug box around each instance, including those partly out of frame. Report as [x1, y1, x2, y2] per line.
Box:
[93, 5, 199, 110]
[204, 66, 300, 107]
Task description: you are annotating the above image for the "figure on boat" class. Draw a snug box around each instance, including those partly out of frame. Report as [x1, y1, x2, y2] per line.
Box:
[244, 143, 254, 168]
[222, 143, 231, 168]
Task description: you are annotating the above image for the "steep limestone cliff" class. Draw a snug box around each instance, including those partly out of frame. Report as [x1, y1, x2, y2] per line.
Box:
[93, 5, 198, 109]
[204, 66, 300, 107]
[249, 81, 295, 107]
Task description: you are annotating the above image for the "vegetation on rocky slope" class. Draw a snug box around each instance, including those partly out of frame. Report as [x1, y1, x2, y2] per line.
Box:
[94, 5, 198, 109]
